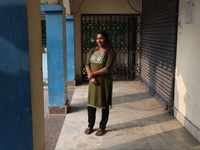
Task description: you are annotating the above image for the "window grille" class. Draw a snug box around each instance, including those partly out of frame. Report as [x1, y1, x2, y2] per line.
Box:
[81, 14, 141, 81]
[41, 13, 46, 51]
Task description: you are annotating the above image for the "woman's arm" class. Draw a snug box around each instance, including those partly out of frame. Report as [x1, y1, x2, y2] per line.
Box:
[85, 48, 98, 84]
[86, 66, 92, 79]
[86, 66, 98, 84]
[90, 68, 107, 76]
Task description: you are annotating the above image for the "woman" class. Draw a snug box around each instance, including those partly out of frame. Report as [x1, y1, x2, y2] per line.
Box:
[84, 31, 116, 136]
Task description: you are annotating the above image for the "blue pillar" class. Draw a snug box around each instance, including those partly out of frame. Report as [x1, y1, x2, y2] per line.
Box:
[41, 5, 67, 113]
[66, 15, 75, 86]
[0, 1, 33, 149]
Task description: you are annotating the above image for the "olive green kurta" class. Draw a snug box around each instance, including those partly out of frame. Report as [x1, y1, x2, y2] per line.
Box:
[85, 47, 116, 108]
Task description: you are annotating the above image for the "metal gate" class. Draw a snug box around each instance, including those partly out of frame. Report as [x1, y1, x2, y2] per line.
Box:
[141, 0, 178, 114]
[81, 14, 141, 81]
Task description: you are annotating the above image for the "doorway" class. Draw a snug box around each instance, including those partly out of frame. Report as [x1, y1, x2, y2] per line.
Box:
[81, 14, 141, 81]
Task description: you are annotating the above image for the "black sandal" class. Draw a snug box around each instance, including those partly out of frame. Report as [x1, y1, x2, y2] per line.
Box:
[84, 127, 93, 135]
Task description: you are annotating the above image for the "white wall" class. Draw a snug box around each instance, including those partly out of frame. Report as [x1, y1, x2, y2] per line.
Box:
[69, 0, 142, 82]
[175, 0, 200, 142]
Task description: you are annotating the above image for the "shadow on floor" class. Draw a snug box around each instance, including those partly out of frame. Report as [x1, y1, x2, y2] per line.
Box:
[45, 114, 66, 150]
[44, 86, 75, 150]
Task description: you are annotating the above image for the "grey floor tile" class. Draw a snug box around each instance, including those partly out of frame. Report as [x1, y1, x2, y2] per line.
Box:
[55, 81, 200, 150]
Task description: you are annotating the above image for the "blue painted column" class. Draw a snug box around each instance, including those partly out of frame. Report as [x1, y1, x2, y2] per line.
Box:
[0, 1, 33, 149]
[41, 5, 67, 113]
[66, 15, 75, 86]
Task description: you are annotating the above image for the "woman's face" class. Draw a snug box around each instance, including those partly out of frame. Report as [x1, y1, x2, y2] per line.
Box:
[96, 34, 106, 47]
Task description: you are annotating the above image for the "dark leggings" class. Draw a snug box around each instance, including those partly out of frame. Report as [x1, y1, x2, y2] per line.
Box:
[87, 105, 109, 130]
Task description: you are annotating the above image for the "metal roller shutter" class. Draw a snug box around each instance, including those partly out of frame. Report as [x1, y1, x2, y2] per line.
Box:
[141, 0, 178, 114]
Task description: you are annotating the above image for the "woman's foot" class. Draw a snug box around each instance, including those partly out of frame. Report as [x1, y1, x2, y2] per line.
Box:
[95, 128, 106, 136]
[84, 127, 93, 135]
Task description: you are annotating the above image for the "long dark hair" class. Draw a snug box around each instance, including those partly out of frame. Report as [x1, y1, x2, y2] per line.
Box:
[95, 30, 113, 50]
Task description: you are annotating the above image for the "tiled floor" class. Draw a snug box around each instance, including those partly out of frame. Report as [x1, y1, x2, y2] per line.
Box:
[44, 86, 75, 150]
[54, 81, 200, 150]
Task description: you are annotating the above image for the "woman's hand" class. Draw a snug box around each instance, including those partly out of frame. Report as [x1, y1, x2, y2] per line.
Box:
[90, 78, 98, 84]
[87, 72, 93, 80]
